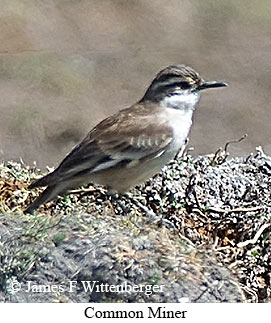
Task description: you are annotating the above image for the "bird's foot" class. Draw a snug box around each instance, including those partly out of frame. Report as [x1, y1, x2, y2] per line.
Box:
[123, 193, 175, 229]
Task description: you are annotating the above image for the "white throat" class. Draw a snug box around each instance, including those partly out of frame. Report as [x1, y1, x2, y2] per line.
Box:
[160, 91, 200, 111]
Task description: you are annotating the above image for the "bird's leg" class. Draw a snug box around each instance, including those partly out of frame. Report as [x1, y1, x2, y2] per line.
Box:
[123, 193, 175, 229]
[123, 193, 157, 220]
[107, 192, 175, 229]
[108, 193, 130, 215]
[174, 138, 189, 160]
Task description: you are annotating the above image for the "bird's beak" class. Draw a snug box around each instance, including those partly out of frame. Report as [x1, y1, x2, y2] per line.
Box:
[198, 80, 228, 91]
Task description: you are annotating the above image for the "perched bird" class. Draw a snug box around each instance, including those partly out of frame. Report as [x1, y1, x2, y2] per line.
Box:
[25, 65, 227, 214]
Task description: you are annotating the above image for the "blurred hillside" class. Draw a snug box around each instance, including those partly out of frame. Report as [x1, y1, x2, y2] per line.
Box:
[1, 0, 271, 168]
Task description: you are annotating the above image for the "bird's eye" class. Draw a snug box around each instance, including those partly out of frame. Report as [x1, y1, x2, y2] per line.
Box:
[178, 82, 190, 90]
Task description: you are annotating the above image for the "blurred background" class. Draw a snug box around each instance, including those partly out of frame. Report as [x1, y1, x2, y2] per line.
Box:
[0, 0, 271, 168]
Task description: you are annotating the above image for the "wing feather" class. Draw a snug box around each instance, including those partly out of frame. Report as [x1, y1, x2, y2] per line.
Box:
[44, 104, 174, 185]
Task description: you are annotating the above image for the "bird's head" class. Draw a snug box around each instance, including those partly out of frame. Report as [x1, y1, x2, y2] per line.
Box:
[142, 65, 227, 111]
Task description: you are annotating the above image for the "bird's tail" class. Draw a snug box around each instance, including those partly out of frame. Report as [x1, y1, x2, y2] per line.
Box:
[24, 185, 59, 214]
[28, 172, 56, 189]
[24, 178, 76, 214]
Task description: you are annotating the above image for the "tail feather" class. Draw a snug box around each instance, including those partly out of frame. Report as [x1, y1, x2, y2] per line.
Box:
[25, 179, 76, 214]
[24, 185, 58, 214]
[28, 172, 55, 189]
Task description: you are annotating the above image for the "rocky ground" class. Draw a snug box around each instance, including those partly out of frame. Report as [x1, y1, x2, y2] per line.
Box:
[0, 145, 271, 302]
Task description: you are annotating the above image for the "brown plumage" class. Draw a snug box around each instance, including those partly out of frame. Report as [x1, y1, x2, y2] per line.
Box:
[25, 65, 227, 213]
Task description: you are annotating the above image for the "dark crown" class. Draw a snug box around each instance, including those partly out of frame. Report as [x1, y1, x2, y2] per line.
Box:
[141, 65, 227, 102]
[141, 65, 202, 102]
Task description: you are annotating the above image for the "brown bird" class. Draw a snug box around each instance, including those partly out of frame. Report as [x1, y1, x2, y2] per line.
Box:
[25, 65, 227, 214]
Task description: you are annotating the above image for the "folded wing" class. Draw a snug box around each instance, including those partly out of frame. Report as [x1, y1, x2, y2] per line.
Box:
[30, 105, 173, 188]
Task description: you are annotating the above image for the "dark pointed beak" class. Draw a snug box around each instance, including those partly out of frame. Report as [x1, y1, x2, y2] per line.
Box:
[198, 80, 228, 91]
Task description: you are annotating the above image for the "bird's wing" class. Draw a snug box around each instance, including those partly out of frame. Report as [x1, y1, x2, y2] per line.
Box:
[41, 105, 174, 185]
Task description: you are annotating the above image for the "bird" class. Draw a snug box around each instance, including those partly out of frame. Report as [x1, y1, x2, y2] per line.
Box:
[24, 64, 227, 214]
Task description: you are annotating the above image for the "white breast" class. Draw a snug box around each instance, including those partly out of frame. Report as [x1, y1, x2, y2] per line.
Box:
[161, 92, 200, 111]
[166, 108, 194, 151]
[159, 91, 200, 152]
